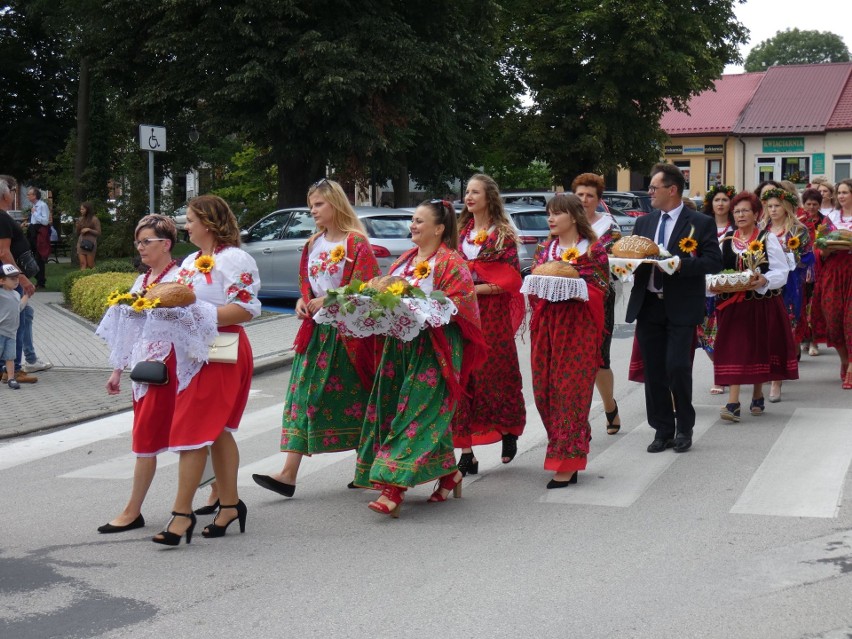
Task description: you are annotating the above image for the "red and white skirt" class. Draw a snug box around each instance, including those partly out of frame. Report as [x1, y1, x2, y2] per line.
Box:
[714, 293, 799, 385]
[132, 349, 177, 457]
[169, 326, 254, 451]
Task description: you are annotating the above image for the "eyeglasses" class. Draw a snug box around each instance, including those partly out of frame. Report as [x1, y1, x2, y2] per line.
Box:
[134, 238, 168, 248]
[312, 178, 329, 188]
[732, 209, 753, 215]
[647, 184, 673, 193]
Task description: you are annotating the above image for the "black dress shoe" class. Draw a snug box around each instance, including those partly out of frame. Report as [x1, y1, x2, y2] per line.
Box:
[252, 473, 296, 497]
[194, 500, 219, 515]
[97, 514, 145, 534]
[673, 436, 692, 453]
[647, 438, 674, 453]
[546, 473, 578, 489]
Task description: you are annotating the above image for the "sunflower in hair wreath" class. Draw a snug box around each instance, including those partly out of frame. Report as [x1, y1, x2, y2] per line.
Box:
[678, 225, 698, 255]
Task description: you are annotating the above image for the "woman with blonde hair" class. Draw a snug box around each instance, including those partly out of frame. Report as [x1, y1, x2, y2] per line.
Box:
[152, 195, 261, 546]
[810, 177, 838, 215]
[760, 187, 812, 402]
[253, 178, 380, 497]
[452, 173, 525, 474]
[529, 194, 608, 487]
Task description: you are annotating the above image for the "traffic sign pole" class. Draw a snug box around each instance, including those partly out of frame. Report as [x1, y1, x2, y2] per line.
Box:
[139, 124, 167, 216]
[148, 151, 155, 215]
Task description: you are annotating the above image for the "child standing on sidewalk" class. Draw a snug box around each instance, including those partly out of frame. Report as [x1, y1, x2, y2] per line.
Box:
[0, 264, 29, 389]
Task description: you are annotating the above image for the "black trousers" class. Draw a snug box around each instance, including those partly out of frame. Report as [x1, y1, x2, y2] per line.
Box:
[635, 294, 696, 440]
[27, 224, 47, 286]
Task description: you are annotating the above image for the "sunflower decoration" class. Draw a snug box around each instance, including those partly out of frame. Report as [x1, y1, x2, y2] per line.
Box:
[787, 235, 801, 251]
[106, 290, 135, 307]
[560, 247, 581, 263]
[194, 254, 215, 273]
[359, 282, 368, 292]
[747, 239, 764, 254]
[329, 245, 345, 264]
[677, 224, 698, 255]
[473, 229, 488, 245]
[413, 260, 431, 280]
[386, 282, 407, 296]
[130, 297, 148, 312]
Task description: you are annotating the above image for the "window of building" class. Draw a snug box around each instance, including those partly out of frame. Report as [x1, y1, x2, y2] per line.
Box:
[781, 156, 810, 184]
[673, 160, 691, 194]
[707, 159, 722, 191]
[834, 155, 851, 182]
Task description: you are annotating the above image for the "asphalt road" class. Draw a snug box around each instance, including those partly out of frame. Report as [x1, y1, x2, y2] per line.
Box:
[2, 325, 851, 639]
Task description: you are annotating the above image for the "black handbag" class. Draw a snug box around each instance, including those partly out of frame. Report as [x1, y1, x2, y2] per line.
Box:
[80, 238, 95, 252]
[16, 250, 39, 278]
[129, 360, 169, 385]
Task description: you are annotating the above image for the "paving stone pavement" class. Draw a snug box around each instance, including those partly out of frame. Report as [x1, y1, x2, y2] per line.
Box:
[1, 292, 300, 439]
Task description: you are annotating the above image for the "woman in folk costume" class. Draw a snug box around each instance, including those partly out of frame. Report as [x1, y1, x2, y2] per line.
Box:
[355, 199, 486, 517]
[759, 187, 812, 402]
[529, 194, 608, 488]
[153, 195, 261, 546]
[572, 173, 624, 434]
[714, 191, 797, 423]
[452, 173, 525, 475]
[798, 188, 831, 356]
[253, 179, 380, 498]
[812, 178, 852, 390]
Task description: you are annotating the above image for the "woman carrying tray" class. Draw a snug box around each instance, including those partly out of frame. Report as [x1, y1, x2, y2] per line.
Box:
[527, 194, 608, 488]
[253, 179, 380, 498]
[812, 178, 852, 389]
[452, 173, 525, 474]
[354, 199, 486, 517]
[713, 191, 797, 422]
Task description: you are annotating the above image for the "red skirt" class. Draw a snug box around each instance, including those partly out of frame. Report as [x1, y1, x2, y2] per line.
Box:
[131, 349, 177, 456]
[452, 293, 525, 448]
[714, 293, 799, 385]
[169, 326, 254, 451]
[811, 251, 852, 351]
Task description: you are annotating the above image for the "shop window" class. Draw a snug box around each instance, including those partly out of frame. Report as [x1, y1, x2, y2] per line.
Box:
[673, 160, 691, 193]
[781, 156, 809, 184]
[706, 159, 722, 191]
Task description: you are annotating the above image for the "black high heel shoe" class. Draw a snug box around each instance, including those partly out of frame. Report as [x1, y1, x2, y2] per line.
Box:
[546, 473, 578, 489]
[457, 452, 479, 477]
[201, 500, 247, 538]
[605, 401, 621, 435]
[501, 434, 518, 464]
[194, 500, 219, 516]
[152, 511, 196, 546]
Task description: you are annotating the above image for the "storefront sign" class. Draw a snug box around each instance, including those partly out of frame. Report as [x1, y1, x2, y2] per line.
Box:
[704, 144, 723, 154]
[665, 145, 682, 155]
[762, 137, 805, 153]
[683, 146, 704, 154]
[812, 153, 825, 175]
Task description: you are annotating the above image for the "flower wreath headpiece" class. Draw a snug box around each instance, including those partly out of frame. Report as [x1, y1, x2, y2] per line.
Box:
[759, 188, 798, 208]
[704, 185, 737, 206]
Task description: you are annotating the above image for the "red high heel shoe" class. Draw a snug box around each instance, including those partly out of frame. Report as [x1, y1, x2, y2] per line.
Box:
[843, 369, 852, 390]
[427, 471, 463, 503]
[368, 485, 405, 518]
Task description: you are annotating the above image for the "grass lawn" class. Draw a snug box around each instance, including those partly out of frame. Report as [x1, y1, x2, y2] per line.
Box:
[44, 262, 79, 293]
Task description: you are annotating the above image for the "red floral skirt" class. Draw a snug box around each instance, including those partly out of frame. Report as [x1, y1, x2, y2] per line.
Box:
[131, 349, 177, 457]
[811, 251, 852, 351]
[169, 326, 254, 451]
[452, 293, 525, 448]
[531, 300, 598, 473]
[714, 293, 799, 385]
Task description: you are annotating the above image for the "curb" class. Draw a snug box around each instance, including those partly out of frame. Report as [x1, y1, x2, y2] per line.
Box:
[0, 350, 296, 441]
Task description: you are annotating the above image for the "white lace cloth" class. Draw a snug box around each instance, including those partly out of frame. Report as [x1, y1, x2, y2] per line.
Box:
[520, 275, 588, 302]
[313, 295, 457, 342]
[96, 301, 219, 400]
[608, 255, 681, 282]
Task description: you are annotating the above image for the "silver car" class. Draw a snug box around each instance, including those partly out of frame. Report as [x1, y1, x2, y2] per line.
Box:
[242, 206, 414, 298]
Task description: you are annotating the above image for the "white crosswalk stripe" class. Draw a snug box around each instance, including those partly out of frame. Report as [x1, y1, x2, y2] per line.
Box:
[4, 398, 852, 519]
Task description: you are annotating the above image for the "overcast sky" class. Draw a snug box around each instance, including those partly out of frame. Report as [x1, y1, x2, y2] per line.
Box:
[726, 0, 852, 73]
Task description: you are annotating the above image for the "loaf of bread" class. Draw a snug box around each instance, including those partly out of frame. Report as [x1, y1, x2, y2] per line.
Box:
[532, 261, 580, 278]
[611, 235, 660, 259]
[366, 275, 411, 292]
[145, 282, 197, 307]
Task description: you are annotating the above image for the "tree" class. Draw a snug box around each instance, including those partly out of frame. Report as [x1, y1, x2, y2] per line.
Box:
[507, 0, 748, 187]
[745, 28, 850, 72]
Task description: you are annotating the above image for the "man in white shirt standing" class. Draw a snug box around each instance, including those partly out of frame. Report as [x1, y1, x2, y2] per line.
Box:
[26, 186, 51, 288]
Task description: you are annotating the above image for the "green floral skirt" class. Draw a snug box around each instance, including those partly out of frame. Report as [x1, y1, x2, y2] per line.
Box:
[281, 324, 370, 455]
[354, 325, 462, 488]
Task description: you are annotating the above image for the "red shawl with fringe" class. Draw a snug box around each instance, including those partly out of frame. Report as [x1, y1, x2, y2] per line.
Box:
[293, 232, 381, 389]
[459, 219, 524, 333]
[390, 245, 487, 403]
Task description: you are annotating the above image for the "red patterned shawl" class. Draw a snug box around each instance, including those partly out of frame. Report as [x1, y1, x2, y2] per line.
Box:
[293, 232, 381, 388]
[390, 245, 487, 403]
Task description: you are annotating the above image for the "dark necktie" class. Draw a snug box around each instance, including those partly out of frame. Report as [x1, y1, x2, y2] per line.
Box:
[653, 213, 670, 290]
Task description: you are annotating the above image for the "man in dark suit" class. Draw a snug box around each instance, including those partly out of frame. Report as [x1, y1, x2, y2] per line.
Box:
[625, 164, 722, 453]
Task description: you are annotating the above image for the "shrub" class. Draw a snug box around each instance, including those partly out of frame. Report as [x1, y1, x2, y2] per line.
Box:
[69, 272, 138, 324]
[62, 258, 140, 303]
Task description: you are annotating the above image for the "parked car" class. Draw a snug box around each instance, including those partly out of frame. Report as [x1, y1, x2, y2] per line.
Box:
[241, 206, 414, 298]
[602, 191, 653, 218]
[170, 205, 189, 241]
[597, 201, 636, 236]
[6, 210, 24, 224]
[500, 191, 557, 208]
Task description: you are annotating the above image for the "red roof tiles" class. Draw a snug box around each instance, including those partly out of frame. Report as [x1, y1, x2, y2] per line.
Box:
[661, 72, 764, 136]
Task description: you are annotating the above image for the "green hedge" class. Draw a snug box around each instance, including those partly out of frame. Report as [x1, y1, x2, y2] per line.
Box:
[62, 258, 139, 303]
[69, 272, 138, 323]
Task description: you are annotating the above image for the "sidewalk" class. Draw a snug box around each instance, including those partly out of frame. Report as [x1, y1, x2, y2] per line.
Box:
[0, 292, 300, 439]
